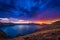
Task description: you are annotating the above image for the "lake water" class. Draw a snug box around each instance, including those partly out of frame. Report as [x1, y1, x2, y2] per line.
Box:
[0, 24, 40, 38]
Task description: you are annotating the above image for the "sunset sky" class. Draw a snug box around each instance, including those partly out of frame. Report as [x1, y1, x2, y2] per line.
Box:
[0, 0, 60, 24]
[0, 0, 60, 38]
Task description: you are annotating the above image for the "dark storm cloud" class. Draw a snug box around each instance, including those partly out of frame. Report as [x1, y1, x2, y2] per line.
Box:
[0, 0, 60, 20]
[0, 0, 50, 17]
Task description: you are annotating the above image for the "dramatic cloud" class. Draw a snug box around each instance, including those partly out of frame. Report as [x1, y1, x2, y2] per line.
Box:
[0, 0, 60, 21]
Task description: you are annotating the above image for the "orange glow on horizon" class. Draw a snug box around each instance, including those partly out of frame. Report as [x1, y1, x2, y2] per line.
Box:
[35, 19, 60, 24]
[0, 18, 60, 24]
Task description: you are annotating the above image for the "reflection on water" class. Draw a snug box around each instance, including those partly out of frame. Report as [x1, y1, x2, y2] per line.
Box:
[0, 24, 39, 38]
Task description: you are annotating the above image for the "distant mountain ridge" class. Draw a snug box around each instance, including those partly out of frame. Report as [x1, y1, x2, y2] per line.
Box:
[52, 21, 60, 25]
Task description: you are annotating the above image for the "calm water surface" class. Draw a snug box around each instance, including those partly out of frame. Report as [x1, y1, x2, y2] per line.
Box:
[0, 24, 40, 38]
